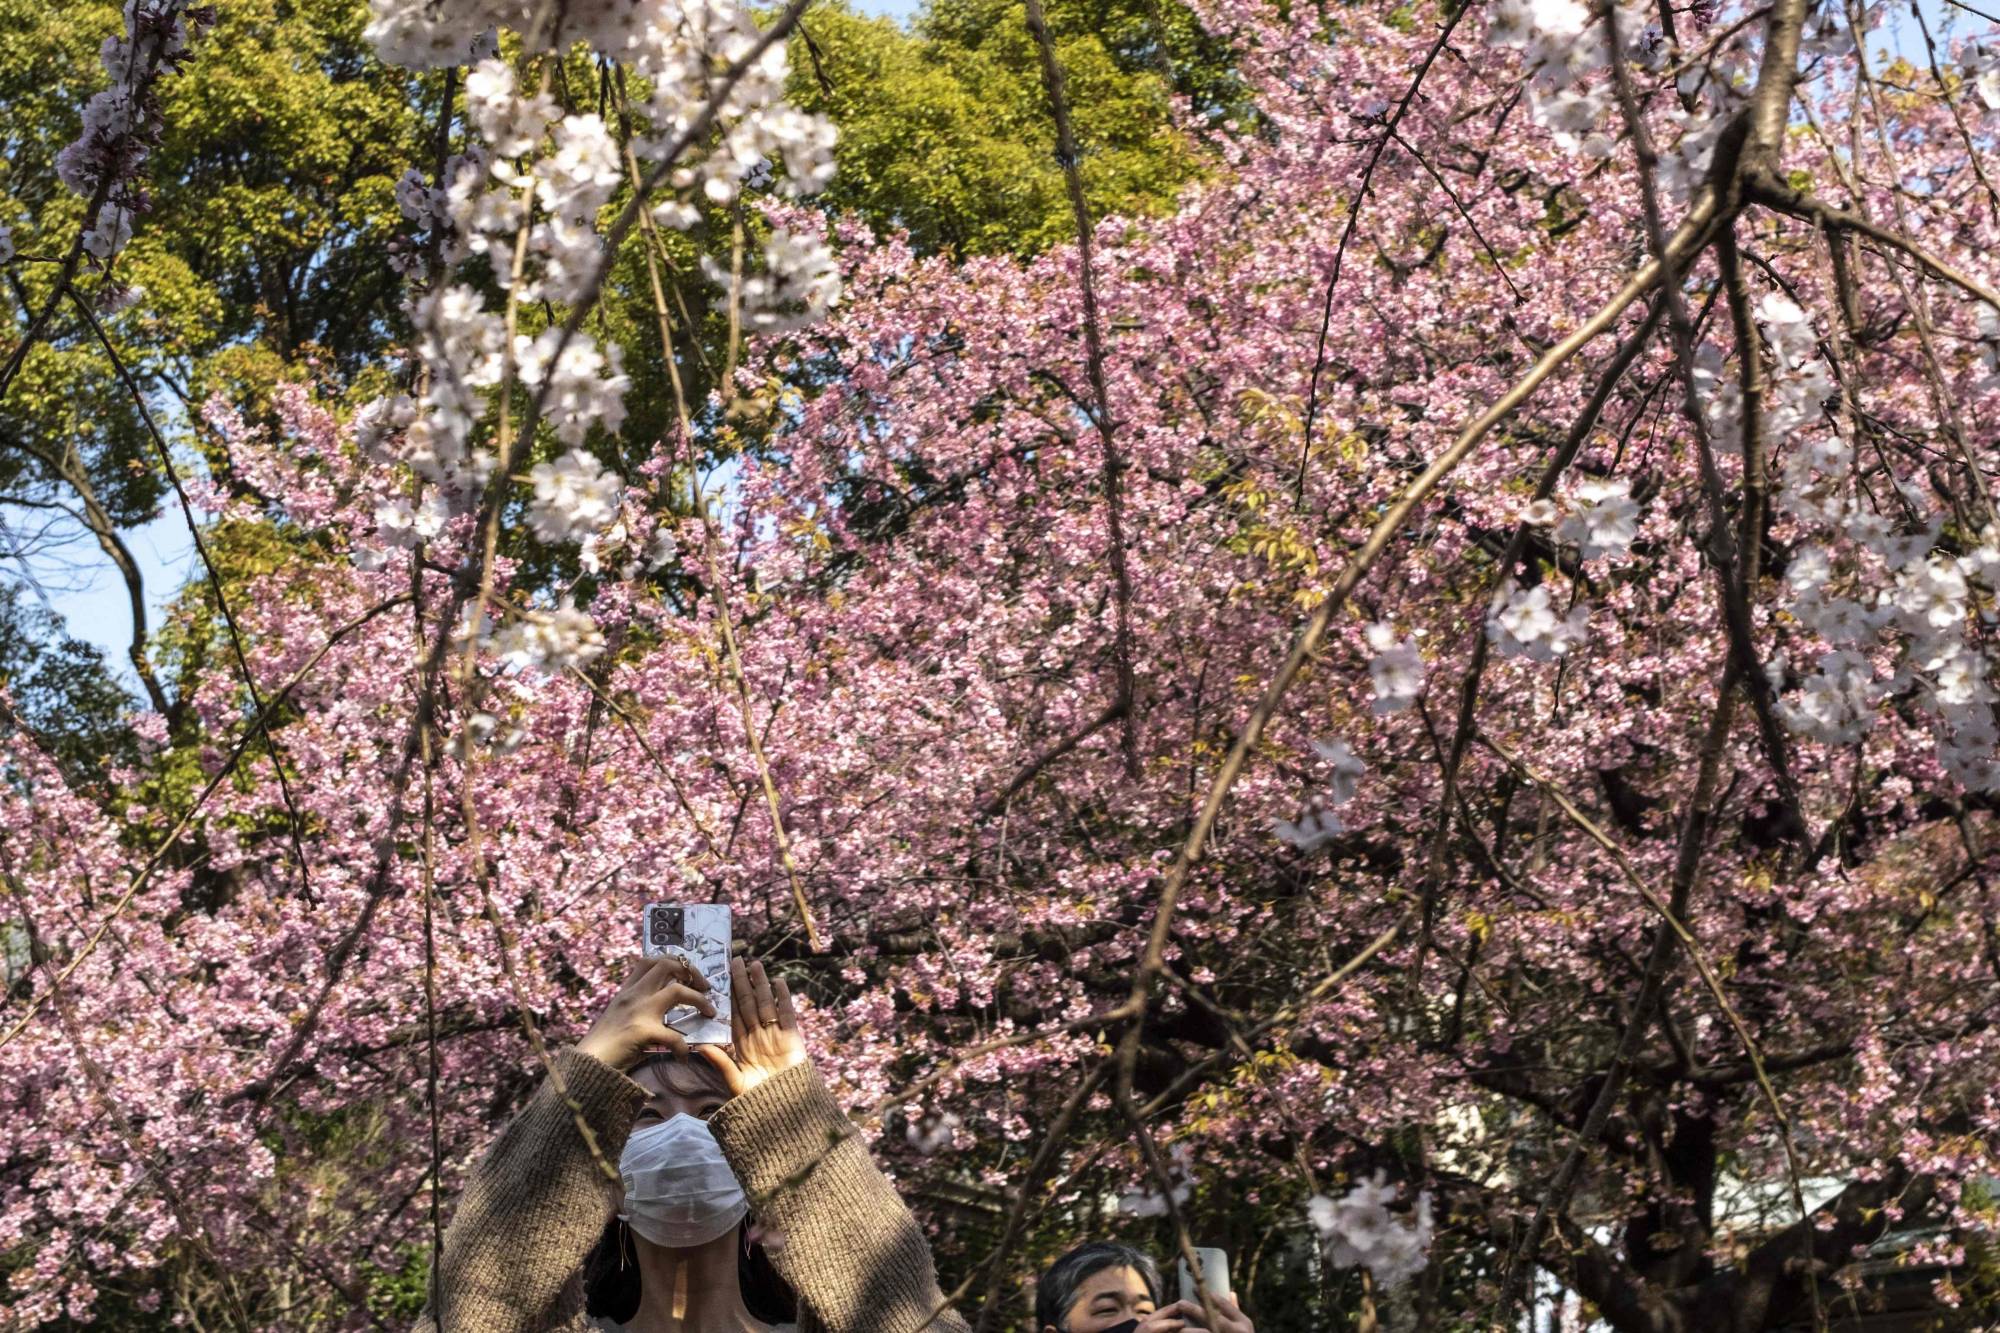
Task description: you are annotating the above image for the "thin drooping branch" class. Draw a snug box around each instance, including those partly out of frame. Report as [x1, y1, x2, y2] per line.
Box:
[975, 696, 1126, 818]
[968, 1063, 1107, 1333]
[1481, 729, 1823, 1329]
[1386, 126, 1526, 305]
[1023, 0, 1143, 779]
[401, 132, 633, 1188]
[1606, 0, 1809, 853]
[510, 0, 813, 451]
[1418, 295, 1670, 977]
[11, 435, 173, 715]
[227, 598, 460, 1105]
[67, 290, 320, 904]
[0, 182, 122, 407]
[1138, 905, 1414, 1119]
[694, 532, 824, 950]
[1113, 1081, 1226, 1333]
[1487, 649, 1740, 1317]
[1750, 177, 2000, 312]
[565, 661, 729, 865]
[1796, 0, 1998, 528]
[1483, 4, 1822, 1303]
[622, 128, 824, 952]
[0, 2, 202, 403]
[1908, 0, 2000, 226]
[416, 705, 446, 1317]
[1295, 2, 1469, 501]
[6, 886, 258, 1333]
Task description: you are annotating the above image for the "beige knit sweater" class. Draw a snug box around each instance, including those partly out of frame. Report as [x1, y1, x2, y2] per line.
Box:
[413, 1048, 972, 1333]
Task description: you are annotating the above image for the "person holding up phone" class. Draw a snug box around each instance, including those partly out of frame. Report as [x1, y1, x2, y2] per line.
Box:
[414, 954, 971, 1333]
[1032, 1242, 1255, 1333]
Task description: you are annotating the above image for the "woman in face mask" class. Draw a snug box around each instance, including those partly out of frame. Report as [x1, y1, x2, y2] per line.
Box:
[580, 1052, 798, 1330]
[415, 954, 973, 1333]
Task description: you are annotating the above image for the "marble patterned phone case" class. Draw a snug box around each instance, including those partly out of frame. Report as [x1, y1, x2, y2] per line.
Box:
[640, 902, 732, 1045]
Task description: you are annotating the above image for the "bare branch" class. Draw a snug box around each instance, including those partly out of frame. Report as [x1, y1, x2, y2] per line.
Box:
[1024, 0, 1143, 779]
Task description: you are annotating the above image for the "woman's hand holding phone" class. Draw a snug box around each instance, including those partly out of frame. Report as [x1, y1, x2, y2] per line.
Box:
[699, 958, 808, 1097]
[576, 954, 715, 1071]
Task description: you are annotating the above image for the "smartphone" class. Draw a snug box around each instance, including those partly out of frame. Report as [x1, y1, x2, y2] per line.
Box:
[640, 903, 732, 1045]
[1177, 1246, 1230, 1305]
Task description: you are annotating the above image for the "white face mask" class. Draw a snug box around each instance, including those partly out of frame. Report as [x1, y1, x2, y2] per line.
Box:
[618, 1114, 750, 1249]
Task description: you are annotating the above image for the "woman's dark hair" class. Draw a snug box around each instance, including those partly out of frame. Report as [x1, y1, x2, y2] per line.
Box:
[581, 1214, 797, 1326]
[1033, 1241, 1162, 1332]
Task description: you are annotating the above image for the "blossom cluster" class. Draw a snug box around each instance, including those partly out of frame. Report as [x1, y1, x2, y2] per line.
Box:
[1714, 294, 2000, 787]
[1307, 1174, 1435, 1291]
[56, 0, 215, 262]
[1483, 0, 1659, 159]
[354, 0, 841, 675]
[1273, 739, 1368, 852]
[1487, 579, 1590, 662]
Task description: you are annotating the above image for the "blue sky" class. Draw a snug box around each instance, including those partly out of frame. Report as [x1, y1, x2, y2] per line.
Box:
[32, 505, 193, 674]
[18, 0, 1974, 690]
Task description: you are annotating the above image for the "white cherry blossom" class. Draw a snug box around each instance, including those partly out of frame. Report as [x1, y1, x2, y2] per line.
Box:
[1558, 477, 1640, 560]
[1276, 739, 1368, 851]
[1960, 36, 2000, 110]
[463, 58, 559, 159]
[701, 228, 842, 334]
[491, 602, 607, 674]
[1938, 704, 2000, 792]
[1487, 580, 1589, 661]
[1308, 1173, 1434, 1291]
[905, 1111, 961, 1156]
[1886, 556, 1969, 635]
[1785, 544, 1832, 595]
[1312, 738, 1368, 804]
[1364, 623, 1424, 715]
[1977, 305, 2000, 375]
[1924, 642, 1993, 709]
[1793, 594, 1882, 646]
[1273, 807, 1345, 852]
[527, 449, 623, 545]
[1779, 650, 1877, 745]
[1114, 1143, 1194, 1217]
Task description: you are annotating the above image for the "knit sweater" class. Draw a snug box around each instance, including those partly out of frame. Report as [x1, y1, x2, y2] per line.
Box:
[413, 1048, 972, 1333]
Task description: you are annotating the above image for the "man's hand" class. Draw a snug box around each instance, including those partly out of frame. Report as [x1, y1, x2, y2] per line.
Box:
[575, 954, 715, 1071]
[698, 958, 808, 1097]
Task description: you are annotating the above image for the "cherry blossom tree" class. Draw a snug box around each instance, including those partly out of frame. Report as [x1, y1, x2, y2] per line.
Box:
[4, 0, 2000, 1327]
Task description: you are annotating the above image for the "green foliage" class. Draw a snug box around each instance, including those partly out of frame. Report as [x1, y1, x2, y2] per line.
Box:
[0, 0, 1223, 756]
[792, 0, 1222, 256]
[0, 0, 431, 506]
[365, 1243, 436, 1323]
[0, 582, 137, 786]
[133, 0, 428, 402]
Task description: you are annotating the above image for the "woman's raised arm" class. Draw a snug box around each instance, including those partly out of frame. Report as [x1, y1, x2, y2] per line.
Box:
[413, 956, 713, 1332]
[705, 960, 974, 1333]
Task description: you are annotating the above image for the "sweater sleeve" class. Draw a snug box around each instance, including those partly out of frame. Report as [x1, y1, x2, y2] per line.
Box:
[413, 1048, 646, 1333]
[709, 1063, 973, 1333]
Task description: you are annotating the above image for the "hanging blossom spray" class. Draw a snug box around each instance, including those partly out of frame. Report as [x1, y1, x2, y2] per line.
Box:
[346, 0, 840, 673]
[57, 0, 216, 264]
